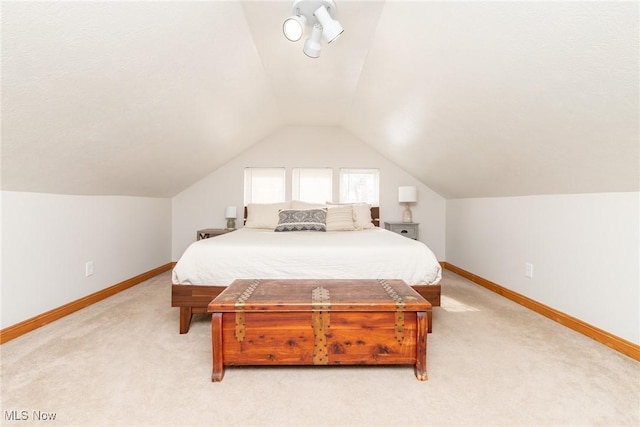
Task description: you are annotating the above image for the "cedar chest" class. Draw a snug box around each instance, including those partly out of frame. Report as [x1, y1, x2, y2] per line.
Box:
[207, 278, 431, 381]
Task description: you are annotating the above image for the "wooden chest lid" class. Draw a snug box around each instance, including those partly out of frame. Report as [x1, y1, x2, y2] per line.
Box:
[207, 279, 431, 313]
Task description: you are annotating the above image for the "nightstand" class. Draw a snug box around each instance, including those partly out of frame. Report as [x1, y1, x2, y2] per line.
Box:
[384, 222, 419, 240]
[196, 228, 234, 241]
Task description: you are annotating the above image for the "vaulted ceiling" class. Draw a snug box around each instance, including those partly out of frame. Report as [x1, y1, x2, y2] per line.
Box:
[2, 1, 638, 199]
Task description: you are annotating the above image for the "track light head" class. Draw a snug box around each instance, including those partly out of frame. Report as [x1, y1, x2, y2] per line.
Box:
[283, 14, 307, 42]
[313, 5, 343, 43]
[303, 24, 323, 58]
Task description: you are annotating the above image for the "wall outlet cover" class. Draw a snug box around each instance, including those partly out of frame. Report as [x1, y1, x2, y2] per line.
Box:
[525, 262, 533, 279]
[85, 261, 94, 277]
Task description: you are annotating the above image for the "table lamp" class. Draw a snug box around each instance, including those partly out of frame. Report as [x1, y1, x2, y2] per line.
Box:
[225, 206, 237, 229]
[398, 186, 417, 223]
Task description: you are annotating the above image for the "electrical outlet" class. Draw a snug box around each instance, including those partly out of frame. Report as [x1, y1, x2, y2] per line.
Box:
[85, 261, 94, 277]
[525, 262, 533, 279]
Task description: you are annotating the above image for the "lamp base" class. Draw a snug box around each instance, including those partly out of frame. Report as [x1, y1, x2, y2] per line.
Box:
[402, 204, 412, 223]
[226, 218, 236, 230]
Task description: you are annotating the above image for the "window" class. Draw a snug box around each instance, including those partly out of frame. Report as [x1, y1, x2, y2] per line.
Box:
[339, 168, 380, 205]
[244, 168, 285, 205]
[292, 168, 333, 203]
[244, 167, 379, 206]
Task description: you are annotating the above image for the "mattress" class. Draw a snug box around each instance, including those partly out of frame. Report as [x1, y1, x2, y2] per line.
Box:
[172, 227, 442, 286]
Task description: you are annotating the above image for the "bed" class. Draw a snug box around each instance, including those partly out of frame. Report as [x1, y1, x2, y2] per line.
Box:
[171, 203, 442, 333]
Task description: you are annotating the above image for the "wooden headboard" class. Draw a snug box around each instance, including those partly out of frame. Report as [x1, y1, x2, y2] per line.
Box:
[244, 205, 380, 227]
[370, 206, 380, 227]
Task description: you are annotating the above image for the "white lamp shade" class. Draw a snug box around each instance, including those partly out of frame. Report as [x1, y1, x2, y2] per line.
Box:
[398, 186, 418, 203]
[303, 24, 323, 58]
[283, 15, 307, 42]
[314, 5, 343, 43]
[225, 206, 237, 219]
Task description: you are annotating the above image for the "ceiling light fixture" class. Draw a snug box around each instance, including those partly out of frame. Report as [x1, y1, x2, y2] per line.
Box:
[282, 0, 344, 58]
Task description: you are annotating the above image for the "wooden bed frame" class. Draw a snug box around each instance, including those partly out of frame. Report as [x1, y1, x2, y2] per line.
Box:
[171, 206, 441, 334]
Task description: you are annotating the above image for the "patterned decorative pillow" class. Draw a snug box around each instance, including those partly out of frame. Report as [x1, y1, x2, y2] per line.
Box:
[274, 208, 327, 232]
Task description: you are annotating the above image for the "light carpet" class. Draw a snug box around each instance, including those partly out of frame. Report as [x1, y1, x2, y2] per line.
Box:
[1, 270, 638, 426]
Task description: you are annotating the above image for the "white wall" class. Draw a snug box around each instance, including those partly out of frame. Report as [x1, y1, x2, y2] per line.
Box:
[172, 126, 446, 260]
[446, 192, 640, 344]
[1, 191, 172, 328]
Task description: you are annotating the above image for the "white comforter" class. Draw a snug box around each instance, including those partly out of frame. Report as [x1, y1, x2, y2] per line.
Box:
[172, 227, 442, 286]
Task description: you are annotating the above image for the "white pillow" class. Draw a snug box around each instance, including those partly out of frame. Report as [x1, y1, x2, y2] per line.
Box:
[245, 202, 291, 229]
[326, 205, 356, 231]
[291, 200, 327, 210]
[326, 202, 374, 230]
[352, 203, 374, 230]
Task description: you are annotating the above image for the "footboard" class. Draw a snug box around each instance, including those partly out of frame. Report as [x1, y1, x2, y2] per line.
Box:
[412, 285, 441, 307]
[171, 285, 225, 333]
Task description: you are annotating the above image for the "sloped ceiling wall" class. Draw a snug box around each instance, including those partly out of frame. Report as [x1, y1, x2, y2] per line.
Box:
[2, 1, 638, 199]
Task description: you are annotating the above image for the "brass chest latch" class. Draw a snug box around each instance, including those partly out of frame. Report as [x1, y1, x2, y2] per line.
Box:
[234, 279, 261, 342]
[311, 286, 331, 365]
[378, 279, 406, 344]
